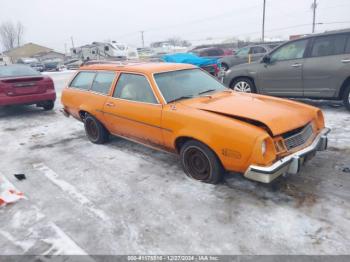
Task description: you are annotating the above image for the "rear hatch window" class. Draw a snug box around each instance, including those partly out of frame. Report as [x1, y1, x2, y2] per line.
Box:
[0, 65, 41, 78]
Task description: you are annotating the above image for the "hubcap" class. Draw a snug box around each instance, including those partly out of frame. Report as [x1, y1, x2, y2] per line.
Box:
[233, 81, 251, 93]
[184, 147, 211, 181]
[86, 120, 98, 140]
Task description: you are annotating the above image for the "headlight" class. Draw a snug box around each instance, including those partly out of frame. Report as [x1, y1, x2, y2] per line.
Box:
[226, 69, 232, 75]
[261, 140, 267, 155]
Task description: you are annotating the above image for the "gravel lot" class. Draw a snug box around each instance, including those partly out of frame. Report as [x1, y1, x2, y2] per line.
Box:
[0, 71, 350, 255]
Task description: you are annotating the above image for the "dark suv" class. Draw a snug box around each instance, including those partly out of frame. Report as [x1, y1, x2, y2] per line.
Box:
[223, 29, 350, 111]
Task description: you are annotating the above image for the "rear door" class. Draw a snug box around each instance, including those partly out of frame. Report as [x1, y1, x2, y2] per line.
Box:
[103, 72, 163, 146]
[63, 71, 114, 120]
[257, 39, 308, 97]
[303, 33, 350, 98]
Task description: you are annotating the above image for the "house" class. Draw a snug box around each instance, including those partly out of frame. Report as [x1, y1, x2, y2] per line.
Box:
[0, 53, 11, 65]
[3, 43, 65, 63]
[32, 50, 65, 62]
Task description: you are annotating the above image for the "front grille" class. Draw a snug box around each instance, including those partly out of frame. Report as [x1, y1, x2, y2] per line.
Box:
[284, 123, 313, 150]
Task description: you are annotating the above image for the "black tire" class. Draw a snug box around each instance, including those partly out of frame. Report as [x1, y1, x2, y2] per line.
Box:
[180, 140, 224, 184]
[343, 84, 350, 111]
[230, 77, 257, 93]
[221, 63, 229, 71]
[42, 100, 55, 110]
[84, 114, 109, 144]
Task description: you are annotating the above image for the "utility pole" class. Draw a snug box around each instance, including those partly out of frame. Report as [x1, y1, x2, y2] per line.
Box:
[70, 36, 75, 49]
[140, 31, 145, 48]
[64, 43, 67, 56]
[262, 0, 266, 42]
[312, 0, 318, 33]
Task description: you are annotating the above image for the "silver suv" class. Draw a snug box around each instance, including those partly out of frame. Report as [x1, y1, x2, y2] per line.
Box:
[223, 29, 350, 111]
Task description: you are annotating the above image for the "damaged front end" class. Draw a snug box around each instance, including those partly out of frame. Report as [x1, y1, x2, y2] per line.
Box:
[244, 125, 330, 183]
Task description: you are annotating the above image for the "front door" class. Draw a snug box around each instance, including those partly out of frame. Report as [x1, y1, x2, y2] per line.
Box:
[258, 39, 309, 97]
[103, 73, 163, 147]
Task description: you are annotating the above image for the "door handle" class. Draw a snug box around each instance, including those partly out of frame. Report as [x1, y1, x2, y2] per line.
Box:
[341, 59, 350, 63]
[291, 63, 302, 68]
[106, 102, 115, 107]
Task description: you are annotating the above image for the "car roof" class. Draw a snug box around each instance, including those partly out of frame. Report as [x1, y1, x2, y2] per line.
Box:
[79, 62, 196, 74]
[299, 28, 350, 40]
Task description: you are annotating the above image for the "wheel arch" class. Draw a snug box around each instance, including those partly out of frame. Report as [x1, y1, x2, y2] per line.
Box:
[338, 76, 350, 99]
[229, 76, 258, 92]
[174, 136, 225, 167]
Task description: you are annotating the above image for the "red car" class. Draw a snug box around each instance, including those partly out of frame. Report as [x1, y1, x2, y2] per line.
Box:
[0, 64, 56, 110]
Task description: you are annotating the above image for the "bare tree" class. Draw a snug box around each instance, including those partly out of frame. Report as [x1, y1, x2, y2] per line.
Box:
[0, 21, 24, 51]
[167, 37, 191, 47]
[16, 22, 24, 47]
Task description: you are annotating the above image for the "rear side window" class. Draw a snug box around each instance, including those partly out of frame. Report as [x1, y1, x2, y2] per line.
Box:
[311, 34, 347, 57]
[114, 73, 157, 104]
[251, 46, 266, 54]
[70, 71, 95, 90]
[91, 71, 115, 94]
[345, 36, 350, 53]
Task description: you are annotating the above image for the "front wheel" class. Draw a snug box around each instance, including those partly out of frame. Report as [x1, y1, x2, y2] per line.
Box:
[180, 140, 224, 184]
[84, 114, 109, 144]
[343, 84, 350, 111]
[230, 78, 256, 93]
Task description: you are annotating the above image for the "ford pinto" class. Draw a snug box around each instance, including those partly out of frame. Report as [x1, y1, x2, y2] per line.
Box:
[61, 62, 330, 184]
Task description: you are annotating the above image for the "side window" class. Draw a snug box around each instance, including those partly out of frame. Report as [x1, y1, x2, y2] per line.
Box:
[91, 71, 115, 95]
[113, 73, 158, 104]
[252, 46, 266, 54]
[70, 71, 95, 90]
[346, 36, 350, 53]
[270, 39, 308, 61]
[311, 34, 347, 57]
[236, 47, 250, 57]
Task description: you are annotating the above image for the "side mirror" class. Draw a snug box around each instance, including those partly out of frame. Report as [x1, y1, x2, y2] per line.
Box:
[262, 55, 271, 64]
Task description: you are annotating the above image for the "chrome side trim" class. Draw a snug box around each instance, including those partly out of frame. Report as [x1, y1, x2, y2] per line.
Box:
[244, 127, 330, 183]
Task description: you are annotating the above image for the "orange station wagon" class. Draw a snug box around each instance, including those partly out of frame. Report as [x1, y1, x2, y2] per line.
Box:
[61, 62, 330, 184]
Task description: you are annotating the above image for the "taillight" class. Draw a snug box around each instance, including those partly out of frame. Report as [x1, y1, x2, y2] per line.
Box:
[0, 81, 5, 93]
[213, 64, 219, 75]
[42, 76, 55, 89]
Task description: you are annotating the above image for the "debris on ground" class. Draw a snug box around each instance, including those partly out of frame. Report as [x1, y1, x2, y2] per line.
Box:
[0, 175, 25, 207]
[14, 174, 26, 180]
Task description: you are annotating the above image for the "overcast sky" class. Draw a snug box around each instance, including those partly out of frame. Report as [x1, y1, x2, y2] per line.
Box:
[1, 0, 349, 52]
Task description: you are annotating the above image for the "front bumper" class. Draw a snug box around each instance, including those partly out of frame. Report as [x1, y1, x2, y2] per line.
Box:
[244, 127, 330, 183]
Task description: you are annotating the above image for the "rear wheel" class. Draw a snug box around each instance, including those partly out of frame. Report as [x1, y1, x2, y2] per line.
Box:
[230, 77, 256, 93]
[42, 100, 54, 110]
[84, 114, 109, 144]
[343, 84, 350, 111]
[180, 140, 224, 184]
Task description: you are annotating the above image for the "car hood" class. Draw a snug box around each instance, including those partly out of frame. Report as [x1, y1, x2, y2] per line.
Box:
[182, 92, 316, 136]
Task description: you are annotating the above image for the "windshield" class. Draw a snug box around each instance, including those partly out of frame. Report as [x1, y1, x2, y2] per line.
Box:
[0, 65, 41, 78]
[154, 68, 226, 103]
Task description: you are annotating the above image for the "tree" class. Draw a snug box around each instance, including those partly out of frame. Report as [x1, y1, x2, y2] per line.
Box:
[166, 37, 192, 47]
[0, 21, 24, 51]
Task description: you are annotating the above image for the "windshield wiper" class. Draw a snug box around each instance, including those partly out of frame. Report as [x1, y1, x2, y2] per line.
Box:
[168, 95, 194, 103]
[198, 89, 216, 95]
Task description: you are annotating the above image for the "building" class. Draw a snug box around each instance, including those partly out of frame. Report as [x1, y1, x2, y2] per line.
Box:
[3, 43, 65, 63]
[32, 50, 65, 62]
[0, 53, 11, 65]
